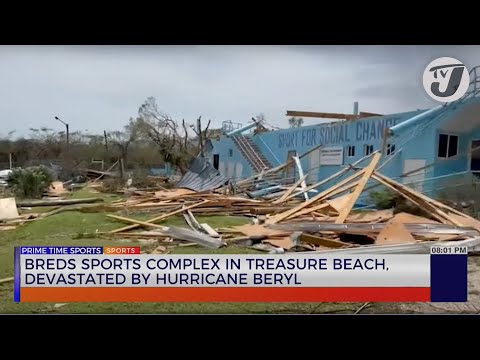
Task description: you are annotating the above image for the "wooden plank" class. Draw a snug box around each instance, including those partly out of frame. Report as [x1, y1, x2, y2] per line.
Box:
[359, 111, 383, 117]
[284, 181, 360, 220]
[272, 174, 307, 204]
[108, 200, 209, 234]
[370, 173, 457, 225]
[335, 153, 381, 224]
[92, 160, 119, 182]
[373, 172, 470, 219]
[376, 219, 415, 245]
[266, 168, 366, 224]
[300, 234, 351, 248]
[0, 198, 19, 220]
[285, 202, 331, 220]
[107, 214, 167, 229]
[0, 277, 14, 284]
[200, 223, 220, 237]
[325, 194, 352, 213]
[286, 110, 356, 120]
[284, 150, 380, 201]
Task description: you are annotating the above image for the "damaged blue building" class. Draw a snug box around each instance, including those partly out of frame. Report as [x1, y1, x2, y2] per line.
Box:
[207, 85, 480, 203]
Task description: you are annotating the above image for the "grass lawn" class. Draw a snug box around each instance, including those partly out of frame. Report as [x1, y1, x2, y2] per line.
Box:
[0, 188, 395, 314]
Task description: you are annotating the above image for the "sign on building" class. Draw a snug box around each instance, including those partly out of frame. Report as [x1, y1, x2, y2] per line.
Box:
[320, 147, 344, 165]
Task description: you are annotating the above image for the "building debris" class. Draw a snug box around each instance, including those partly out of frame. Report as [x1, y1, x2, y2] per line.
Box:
[0, 277, 14, 284]
[0, 197, 19, 220]
[3, 139, 480, 256]
[15, 197, 104, 207]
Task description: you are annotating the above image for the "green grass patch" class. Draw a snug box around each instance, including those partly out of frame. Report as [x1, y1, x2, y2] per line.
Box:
[0, 188, 379, 314]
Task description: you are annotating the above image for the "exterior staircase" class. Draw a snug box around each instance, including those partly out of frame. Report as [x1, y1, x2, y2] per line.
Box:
[232, 135, 272, 173]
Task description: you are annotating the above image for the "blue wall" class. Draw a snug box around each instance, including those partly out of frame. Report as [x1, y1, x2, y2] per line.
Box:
[214, 109, 424, 181]
[208, 137, 252, 180]
[211, 101, 480, 200]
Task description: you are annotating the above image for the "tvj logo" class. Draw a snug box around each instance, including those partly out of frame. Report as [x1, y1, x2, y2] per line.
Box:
[423, 57, 470, 102]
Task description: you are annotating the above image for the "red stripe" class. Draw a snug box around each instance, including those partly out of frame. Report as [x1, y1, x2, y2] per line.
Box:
[21, 287, 430, 302]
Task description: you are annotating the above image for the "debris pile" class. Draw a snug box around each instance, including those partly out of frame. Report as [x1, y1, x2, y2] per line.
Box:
[104, 152, 480, 253]
[3, 149, 480, 255]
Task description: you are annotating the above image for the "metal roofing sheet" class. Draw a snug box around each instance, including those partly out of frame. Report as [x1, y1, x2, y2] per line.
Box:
[176, 155, 227, 192]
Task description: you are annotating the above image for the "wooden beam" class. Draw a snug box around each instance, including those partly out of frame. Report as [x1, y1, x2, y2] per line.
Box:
[272, 174, 307, 204]
[300, 234, 352, 248]
[284, 150, 380, 201]
[335, 152, 382, 224]
[370, 173, 451, 224]
[373, 172, 471, 219]
[285, 202, 330, 220]
[108, 200, 209, 234]
[0, 277, 14, 284]
[266, 168, 366, 224]
[358, 112, 383, 118]
[286, 110, 356, 120]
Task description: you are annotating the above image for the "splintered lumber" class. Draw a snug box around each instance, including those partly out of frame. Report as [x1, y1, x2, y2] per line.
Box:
[370, 173, 450, 224]
[266, 168, 366, 224]
[299, 233, 352, 248]
[0, 277, 14, 284]
[284, 150, 380, 201]
[183, 207, 205, 233]
[373, 171, 476, 220]
[264, 237, 295, 250]
[376, 219, 415, 244]
[371, 172, 463, 226]
[446, 214, 480, 233]
[15, 197, 103, 207]
[335, 152, 381, 224]
[284, 202, 331, 220]
[92, 160, 119, 182]
[200, 223, 220, 237]
[230, 224, 291, 238]
[325, 194, 352, 213]
[236, 144, 324, 186]
[107, 214, 222, 248]
[108, 200, 209, 234]
[0, 198, 19, 220]
[272, 174, 307, 204]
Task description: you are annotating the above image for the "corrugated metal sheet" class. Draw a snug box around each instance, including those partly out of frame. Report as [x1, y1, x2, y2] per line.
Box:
[176, 155, 227, 192]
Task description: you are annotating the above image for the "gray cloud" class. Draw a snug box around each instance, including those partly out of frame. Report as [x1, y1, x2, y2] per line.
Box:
[0, 45, 479, 137]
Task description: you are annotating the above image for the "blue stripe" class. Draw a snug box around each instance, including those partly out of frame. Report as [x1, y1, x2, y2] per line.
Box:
[14, 247, 20, 302]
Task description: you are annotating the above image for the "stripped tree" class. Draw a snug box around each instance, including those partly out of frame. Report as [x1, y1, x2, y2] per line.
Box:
[137, 97, 198, 175]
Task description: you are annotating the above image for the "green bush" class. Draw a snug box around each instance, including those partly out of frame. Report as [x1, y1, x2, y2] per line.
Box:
[369, 189, 397, 209]
[7, 165, 54, 199]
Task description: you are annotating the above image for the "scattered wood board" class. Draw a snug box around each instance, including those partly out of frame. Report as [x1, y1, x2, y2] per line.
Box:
[0, 197, 19, 220]
[300, 233, 352, 248]
[335, 152, 381, 224]
[376, 219, 415, 245]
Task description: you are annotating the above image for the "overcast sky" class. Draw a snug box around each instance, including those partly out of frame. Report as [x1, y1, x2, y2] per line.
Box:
[1, 45, 479, 137]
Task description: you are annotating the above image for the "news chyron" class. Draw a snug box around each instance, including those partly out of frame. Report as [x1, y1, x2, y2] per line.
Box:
[14, 245, 468, 303]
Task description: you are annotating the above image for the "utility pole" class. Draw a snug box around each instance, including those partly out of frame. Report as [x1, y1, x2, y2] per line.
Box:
[55, 116, 70, 152]
[103, 130, 108, 151]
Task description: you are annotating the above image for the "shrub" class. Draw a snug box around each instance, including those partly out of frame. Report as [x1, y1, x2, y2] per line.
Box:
[7, 165, 54, 199]
[369, 189, 397, 209]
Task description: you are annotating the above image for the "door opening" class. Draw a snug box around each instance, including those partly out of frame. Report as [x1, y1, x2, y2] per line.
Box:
[213, 154, 219, 170]
[470, 140, 480, 172]
[285, 150, 297, 184]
